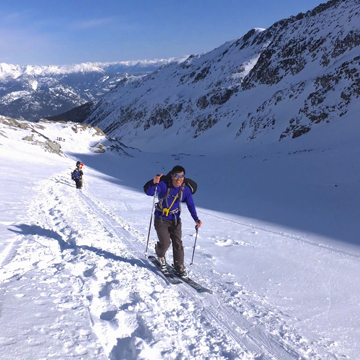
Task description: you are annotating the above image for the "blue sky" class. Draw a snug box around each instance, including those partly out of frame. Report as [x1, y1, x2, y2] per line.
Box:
[0, 0, 325, 66]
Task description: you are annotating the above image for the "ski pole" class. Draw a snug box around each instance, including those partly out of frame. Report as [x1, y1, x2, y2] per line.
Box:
[145, 184, 158, 256]
[190, 225, 199, 265]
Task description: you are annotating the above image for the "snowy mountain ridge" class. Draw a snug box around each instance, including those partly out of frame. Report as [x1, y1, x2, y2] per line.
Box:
[0, 58, 184, 121]
[85, 0, 360, 154]
[0, 58, 186, 79]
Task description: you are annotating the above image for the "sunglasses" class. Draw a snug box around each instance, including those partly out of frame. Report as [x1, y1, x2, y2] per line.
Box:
[172, 173, 185, 178]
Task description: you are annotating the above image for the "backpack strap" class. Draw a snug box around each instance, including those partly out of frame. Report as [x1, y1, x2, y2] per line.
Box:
[156, 182, 186, 217]
[178, 183, 186, 214]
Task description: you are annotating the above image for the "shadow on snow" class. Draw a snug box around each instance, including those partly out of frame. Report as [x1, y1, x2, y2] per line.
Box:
[65, 149, 360, 251]
[8, 224, 155, 273]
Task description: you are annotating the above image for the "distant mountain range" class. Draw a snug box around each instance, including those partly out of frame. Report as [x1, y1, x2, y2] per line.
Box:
[79, 0, 360, 152]
[0, 59, 184, 121]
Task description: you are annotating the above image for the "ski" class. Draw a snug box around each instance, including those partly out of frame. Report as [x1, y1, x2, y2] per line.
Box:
[167, 264, 213, 294]
[148, 256, 182, 284]
[148, 256, 212, 293]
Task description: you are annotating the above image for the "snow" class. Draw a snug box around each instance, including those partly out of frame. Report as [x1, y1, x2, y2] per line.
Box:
[28, 79, 38, 91]
[1, 116, 360, 359]
[0, 90, 31, 105]
[0, 58, 186, 79]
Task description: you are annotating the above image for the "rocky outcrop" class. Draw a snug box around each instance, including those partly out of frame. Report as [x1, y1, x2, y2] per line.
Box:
[0, 116, 109, 156]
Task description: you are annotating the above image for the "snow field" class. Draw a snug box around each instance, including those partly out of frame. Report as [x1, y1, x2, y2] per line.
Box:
[27, 172, 254, 359]
[1, 119, 360, 359]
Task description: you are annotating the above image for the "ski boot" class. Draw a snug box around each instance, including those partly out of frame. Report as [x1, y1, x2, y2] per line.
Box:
[175, 264, 187, 278]
[158, 257, 167, 272]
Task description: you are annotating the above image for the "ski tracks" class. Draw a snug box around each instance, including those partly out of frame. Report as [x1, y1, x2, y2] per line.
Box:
[28, 174, 252, 359]
[76, 184, 338, 359]
[9, 171, 337, 359]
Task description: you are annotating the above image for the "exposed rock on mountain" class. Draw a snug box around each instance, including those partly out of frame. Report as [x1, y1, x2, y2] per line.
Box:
[0, 115, 111, 156]
[0, 116, 65, 156]
[85, 0, 360, 152]
[0, 114, 138, 159]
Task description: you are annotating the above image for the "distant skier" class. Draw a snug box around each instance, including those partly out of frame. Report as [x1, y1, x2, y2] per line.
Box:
[71, 161, 84, 189]
[144, 165, 202, 277]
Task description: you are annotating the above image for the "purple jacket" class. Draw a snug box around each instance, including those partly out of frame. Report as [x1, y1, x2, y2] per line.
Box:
[146, 181, 199, 222]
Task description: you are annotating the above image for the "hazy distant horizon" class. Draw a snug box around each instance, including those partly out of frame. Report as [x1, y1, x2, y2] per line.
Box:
[1, 0, 325, 66]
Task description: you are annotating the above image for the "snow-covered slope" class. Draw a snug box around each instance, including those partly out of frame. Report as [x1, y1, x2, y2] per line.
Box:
[0, 59, 184, 121]
[86, 0, 360, 154]
[1, 112, 360, 359]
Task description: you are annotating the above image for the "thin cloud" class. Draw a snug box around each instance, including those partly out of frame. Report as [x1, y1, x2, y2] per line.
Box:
[0, 10, 33, 23]
[70, 17, 116, 30]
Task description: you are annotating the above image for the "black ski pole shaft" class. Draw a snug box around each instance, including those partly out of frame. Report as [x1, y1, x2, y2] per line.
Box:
[190, 225, 199, 265]
[145, 184, 158, 256]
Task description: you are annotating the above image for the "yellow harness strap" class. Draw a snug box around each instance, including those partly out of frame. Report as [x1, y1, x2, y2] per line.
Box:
[162, 193, 179, 216]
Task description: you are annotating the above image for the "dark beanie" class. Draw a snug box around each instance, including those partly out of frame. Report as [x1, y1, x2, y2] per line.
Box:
[171, 165, 186, 175]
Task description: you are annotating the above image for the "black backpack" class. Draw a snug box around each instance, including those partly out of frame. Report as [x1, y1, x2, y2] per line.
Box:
[71, 169, 82, 180]
[143, 172, 197, 195]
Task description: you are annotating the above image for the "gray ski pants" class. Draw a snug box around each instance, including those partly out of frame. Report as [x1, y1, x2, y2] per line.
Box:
[154, 216, 184, 269]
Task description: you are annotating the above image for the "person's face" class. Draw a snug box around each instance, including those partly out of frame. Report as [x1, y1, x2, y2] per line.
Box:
[171, 172, 185, 188]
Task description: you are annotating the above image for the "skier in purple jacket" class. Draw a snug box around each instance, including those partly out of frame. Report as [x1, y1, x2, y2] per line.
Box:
[145, 165, 202, 276]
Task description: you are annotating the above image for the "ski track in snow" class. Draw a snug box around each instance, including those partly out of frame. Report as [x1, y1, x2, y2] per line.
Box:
[1, 170, 345, 359]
